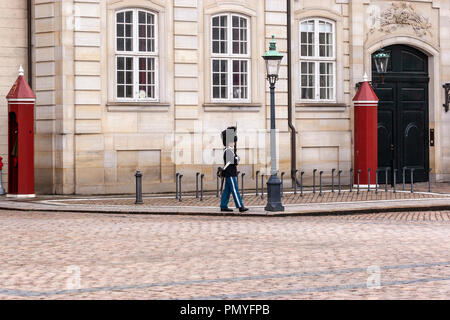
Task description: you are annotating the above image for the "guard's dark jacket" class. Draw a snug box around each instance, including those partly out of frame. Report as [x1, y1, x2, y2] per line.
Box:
[223, 147, 239, 177]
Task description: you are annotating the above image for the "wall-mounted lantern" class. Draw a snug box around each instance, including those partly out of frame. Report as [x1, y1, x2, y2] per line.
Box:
[443, 83, 450, 113]
[356, 48, 391, 90]
[373, 48, 390, 84]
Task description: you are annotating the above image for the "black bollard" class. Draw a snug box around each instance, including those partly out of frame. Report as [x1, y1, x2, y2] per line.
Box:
[428, 168, 432, 192]
[385, 168, 389, 192]
[313, 169, 317, 194]
[216, 174, 219, 198]
[135, 170, 143, 204]
[261, 174, 265, 199]
[241, 173, 245, 198]
[410, 168, 415, 193]
[200, 174, 204, 201]
[293, 170, 298, 195]
[368, 168, 371, 192]
[220, 177, 224, 196]
[281, 172, 285, 197]
[349, 168, 353, 192]
[402, 167, 406, 191]
[338, 170, 342, 195]
[178, 174, 183, 202]
[256, 170, 260, 196]
[357, 170, 360, 195]
[300, 171, 304, 197]
[332, 168, 336, 193]
[175, 173, 180, 199]
[393, 169, 397, 193]
[319, 171, 323, 196]
[375, 169, 379, 194]
[196, 172, 200, 198]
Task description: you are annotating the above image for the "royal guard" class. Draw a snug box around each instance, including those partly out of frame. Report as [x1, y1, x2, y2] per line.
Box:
[218, 127, 248, 213]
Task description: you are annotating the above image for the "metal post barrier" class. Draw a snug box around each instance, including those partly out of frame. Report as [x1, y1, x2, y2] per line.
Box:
[331, 168, 336, 192]
[368, 168, 371, 192]
[313, 169, 317, 194]
[241, 173, 245, 198]
[200, 174, 204, 201]
[357, 170, 360, 195]
[195, 172, 200, 198]
[0, 169, 5, 195]
[178, 174, 183, 202]
[385, 168, 389, 192]
[216, 174, 220, 198]
[300, 171, 304, 197]
[135, 170, 143, 204]
[375, 169, 379, 194]
[428, 168, 432, 193]
[281, 172, 285, 197]
[293, 170, 298, 195]
[402, 167, 406, 191]
[256, 170, 260, 196]
[338, 170, 342, 195]
[175, 173, 180, 200]
[410, 168, 415, 193]
[349, 168, 353, 192]
[393, 169, 397, 193]
[261, 174, 265, 199]
[319, 171, 323, 196]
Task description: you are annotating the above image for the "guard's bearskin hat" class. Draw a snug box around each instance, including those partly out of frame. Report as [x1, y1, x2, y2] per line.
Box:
[221, 126, 237, 146]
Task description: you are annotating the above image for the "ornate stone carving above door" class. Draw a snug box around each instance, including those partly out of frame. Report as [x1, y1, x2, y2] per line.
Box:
[369, 2, 432, 37]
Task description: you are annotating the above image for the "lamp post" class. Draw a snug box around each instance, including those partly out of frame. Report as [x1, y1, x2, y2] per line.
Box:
[262, 35, 284, 212]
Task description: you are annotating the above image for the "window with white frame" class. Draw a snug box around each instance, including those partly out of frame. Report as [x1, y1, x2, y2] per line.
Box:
[299, 18, 335, 101]
[115, 9, 158, 101]
[211, 13, 250, 102]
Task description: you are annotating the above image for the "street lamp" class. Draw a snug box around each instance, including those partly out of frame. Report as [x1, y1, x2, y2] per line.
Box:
[262, 35, 284, 212]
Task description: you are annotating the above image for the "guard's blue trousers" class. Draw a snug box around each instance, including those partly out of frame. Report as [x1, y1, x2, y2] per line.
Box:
[220, 176, 243, 209]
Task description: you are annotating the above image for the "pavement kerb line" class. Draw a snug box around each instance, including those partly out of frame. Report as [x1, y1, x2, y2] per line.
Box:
[27, 189, 450, 204]
[2, 200, 450, 217]
[34, 196, 450, 208]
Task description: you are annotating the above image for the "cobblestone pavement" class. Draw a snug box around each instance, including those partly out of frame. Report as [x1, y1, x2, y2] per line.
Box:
[42, 190, 445, 208]
[0, 209, 449, 299]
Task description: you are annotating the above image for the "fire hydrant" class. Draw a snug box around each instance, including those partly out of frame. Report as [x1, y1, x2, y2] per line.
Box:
[0, 156, 5, 195]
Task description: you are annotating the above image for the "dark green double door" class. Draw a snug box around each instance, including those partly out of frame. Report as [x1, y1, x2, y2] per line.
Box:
[372, 45, 429, 183]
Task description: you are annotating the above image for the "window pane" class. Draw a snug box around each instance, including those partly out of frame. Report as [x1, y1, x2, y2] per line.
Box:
[125, 11, 132, 23]
[117, 11, 133, 52]
[138, 57, 156, 99]
[232, 16, 248, 55]
[213, 87, 220, 98]
[117, 39, 124, 51]
[138, 11, 155, 52]
[212, 59, 227, 99]
[319, 62, 333, 99]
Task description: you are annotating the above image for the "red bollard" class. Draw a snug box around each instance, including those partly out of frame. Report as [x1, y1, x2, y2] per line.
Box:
[353, 73, 378, 186]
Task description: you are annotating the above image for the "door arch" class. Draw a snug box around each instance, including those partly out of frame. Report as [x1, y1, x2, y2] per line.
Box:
[372, 44, 429, 183]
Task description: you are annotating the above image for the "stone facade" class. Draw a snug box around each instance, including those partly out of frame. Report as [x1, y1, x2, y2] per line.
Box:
[0, 0, 28, 192]
[1, 0, 450, 194]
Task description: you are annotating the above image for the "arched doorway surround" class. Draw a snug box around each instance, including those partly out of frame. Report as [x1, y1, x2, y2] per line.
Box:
[363, 37, 441, 180]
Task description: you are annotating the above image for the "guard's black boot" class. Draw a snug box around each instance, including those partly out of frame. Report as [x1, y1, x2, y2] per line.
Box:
[221, 207, 233, 212]
[239, 207, 249, 212]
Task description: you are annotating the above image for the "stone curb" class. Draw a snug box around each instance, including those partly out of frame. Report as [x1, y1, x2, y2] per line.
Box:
[1, 196, 450, 217]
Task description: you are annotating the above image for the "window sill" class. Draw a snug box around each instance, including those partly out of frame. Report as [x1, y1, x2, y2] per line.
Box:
[106, 102, 170, 112]
[203, 102, 262, 112]
[295, 102, 347, 112]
